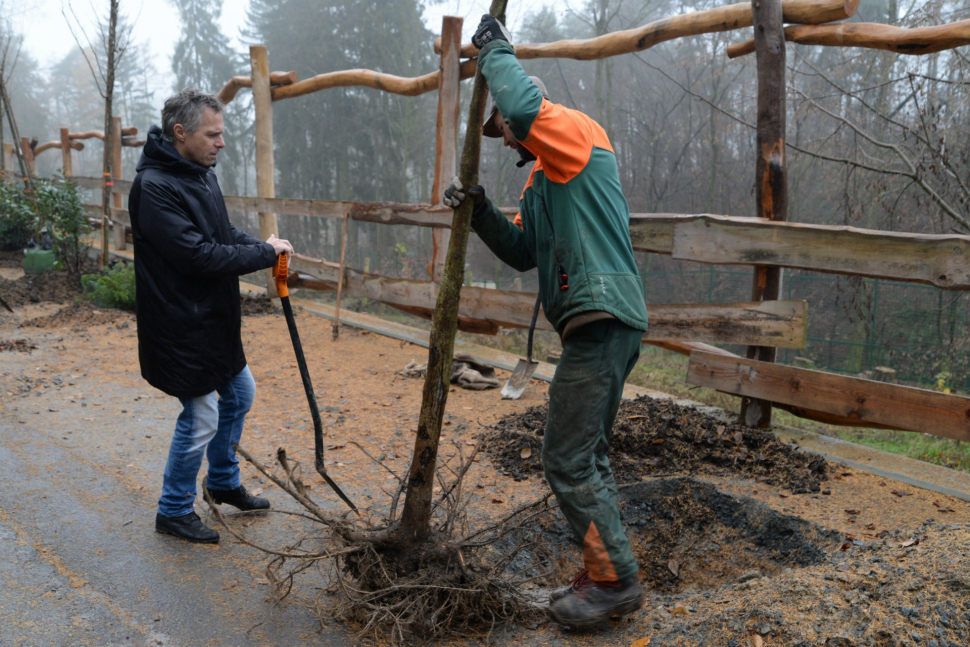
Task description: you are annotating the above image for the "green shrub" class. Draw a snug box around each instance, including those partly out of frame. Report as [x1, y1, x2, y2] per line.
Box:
[82, 262, 136, 310]
[35, 176, 91, 274]
[0, 176, 37, 250]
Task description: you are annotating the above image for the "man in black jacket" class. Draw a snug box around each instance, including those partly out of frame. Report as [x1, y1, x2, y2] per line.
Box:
[129, 88, 292, 543]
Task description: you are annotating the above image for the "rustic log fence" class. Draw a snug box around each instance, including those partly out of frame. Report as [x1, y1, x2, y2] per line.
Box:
[6, 0, 970, 439]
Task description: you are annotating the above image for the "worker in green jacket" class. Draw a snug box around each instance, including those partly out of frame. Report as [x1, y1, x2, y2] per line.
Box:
[444, 15, 650, 627]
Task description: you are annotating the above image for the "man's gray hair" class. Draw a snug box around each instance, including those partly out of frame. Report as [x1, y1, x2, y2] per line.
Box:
[161, 88, 224, 143]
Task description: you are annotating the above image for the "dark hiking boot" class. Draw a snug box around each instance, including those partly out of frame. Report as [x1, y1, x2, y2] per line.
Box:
[547, 573, 644, 627]
[155, 512, 219, 544]
[205, 484, 270, 511]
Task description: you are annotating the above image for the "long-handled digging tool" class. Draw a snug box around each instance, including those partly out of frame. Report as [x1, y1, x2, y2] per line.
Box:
[501, 294, 542, 400]
[272, 252, 359, 515]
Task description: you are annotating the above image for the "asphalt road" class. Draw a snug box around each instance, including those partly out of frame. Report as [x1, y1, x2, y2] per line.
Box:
[0, 347, 349, 647]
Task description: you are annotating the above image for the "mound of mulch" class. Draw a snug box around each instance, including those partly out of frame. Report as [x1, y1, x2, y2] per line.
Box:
[241, 294, 277, 316]
[0, 271, 84, 308]
[482, 396, 829, 493]
[0, 339, 37, 352]
[22, 300, 130, 328]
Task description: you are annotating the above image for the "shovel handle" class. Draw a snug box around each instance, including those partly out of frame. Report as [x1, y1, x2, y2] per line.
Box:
[526, 294, 541, 362]
[272, 251, 290, 298]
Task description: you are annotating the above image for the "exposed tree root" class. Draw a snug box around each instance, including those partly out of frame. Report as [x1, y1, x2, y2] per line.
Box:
[215, 443, 554, 642]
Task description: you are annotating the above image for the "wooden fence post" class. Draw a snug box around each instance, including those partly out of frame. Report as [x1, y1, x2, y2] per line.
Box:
[60, 128, 73, 177]
[20, 137, 35, 175]
[250, 44, 280, 297]
[111, 117, 126, 251]
[428, 16, 463, 283]
[741, 0, 788, 428]
[2, 142, 12, 172]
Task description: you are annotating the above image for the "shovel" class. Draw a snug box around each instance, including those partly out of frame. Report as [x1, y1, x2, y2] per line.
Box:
[273, 252, 359, 515]
[501, 293, 542, 400]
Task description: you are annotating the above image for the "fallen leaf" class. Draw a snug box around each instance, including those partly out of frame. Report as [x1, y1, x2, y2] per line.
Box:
[899, 538, 919, 548]
[844, 533, 857, 541]
[748, 635, 763, 647]
[891, 489, 911, 497]
[651, 438, 664, 445]
[631, 638, 652, 647]
[865, 523, 876, 530]
[933, 501, 955, 513]
[844, 509, 861, 515]
[491, 498, 503, 504]
[733, 431, 744, 444]
[875, 530, 889, 538]
[255, 577, 270, 585]
[627, 415, 647, 421]
[520, 447, 532, 459]
[840, 542, 851, 551]
[716, 425, 725, 435]
[671, 606, 687, 616]
[668, 560, 680, 577]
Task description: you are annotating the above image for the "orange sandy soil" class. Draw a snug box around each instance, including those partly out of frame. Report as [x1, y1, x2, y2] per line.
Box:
[2, 300, 970, 646]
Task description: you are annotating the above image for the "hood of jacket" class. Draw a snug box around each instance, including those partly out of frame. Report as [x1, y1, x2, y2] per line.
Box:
[137, 125, 216, 176]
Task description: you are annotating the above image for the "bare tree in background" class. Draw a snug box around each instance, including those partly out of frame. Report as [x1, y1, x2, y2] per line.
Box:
[63, 0, 133, 268]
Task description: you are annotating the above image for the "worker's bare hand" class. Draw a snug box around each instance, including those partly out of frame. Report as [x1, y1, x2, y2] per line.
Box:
[267, 234, 294, 256]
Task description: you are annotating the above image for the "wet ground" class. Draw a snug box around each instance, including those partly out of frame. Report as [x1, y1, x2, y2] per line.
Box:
[1, 293, 969, 646]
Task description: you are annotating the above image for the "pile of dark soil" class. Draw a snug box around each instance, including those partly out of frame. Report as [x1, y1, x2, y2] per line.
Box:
[0, 250, 23, 268]
[22, 300, 129, 328]
[0, 271, 84, 307]
[0, 338, 37, 352]
[525, 478, 840, 594]
[241, 294, 277, 316]
[482, 396, 829, 493]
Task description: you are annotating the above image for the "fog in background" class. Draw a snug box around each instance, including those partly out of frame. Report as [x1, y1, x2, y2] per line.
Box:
[4, 0, 970, 385]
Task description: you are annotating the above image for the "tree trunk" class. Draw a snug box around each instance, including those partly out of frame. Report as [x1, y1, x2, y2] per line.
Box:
[101, 0, 119, 269]
[397, 0, 508, 542]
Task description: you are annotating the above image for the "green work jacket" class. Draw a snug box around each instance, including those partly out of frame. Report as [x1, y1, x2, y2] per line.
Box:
[472, 40, 649, 335]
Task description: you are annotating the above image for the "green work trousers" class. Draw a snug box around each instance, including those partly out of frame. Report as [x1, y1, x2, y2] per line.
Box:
[542, 318, 642, 582]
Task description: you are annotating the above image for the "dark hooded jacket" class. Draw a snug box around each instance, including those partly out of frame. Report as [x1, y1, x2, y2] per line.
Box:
[129, 125, 277, 399]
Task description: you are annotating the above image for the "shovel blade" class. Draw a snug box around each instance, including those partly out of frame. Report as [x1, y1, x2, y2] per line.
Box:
[501, 359, 539, 400]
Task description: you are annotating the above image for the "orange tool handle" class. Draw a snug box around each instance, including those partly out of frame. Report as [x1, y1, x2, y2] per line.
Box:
[273, 251, 290, 298]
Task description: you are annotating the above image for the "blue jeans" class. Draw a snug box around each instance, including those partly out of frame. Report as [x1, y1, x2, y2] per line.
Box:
[157, 365, 256, 518]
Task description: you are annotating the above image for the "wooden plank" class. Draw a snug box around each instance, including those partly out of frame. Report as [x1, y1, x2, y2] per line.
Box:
[71, 176, 132, 195]
[686, 350, 970, 440]
[288, 253, 807, 347]
[672, 214, 970, 290]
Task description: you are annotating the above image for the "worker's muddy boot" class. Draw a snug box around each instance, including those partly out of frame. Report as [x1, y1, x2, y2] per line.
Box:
[155, 512, 219, 544]
[205, 484, 270, 511]
[547, 574, 644, 627]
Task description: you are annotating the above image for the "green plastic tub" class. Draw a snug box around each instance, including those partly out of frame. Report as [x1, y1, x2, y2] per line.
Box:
[23, 248, 58, 275]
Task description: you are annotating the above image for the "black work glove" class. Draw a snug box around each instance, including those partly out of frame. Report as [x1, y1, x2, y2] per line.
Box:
[471, 15, 512, 50]
[443, 176, 486, 214]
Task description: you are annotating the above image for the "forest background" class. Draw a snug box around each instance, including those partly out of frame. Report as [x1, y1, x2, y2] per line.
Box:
[4, 0, 970, 393]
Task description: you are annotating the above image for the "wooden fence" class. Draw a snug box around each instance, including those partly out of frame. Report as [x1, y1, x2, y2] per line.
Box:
[7, 0, 970, 440]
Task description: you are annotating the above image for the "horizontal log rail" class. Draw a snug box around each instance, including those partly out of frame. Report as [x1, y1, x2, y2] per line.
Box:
[218, 70, 298, 104]
[728, 18, 970, 58]
[432, 0, 858, 59]
[67, 127, 138, 141]
[72, 176, 132, 195]
[222, 194, 518, 223]
[247, 0, 859, 102]
[686, 350, 970, 439]
[33, 139, 84, 155]
[271, 60, 477, 101]
[286, 252, 808, 348]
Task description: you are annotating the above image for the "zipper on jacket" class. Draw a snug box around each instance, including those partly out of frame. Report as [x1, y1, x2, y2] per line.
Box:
[538, 198, 568, 292]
